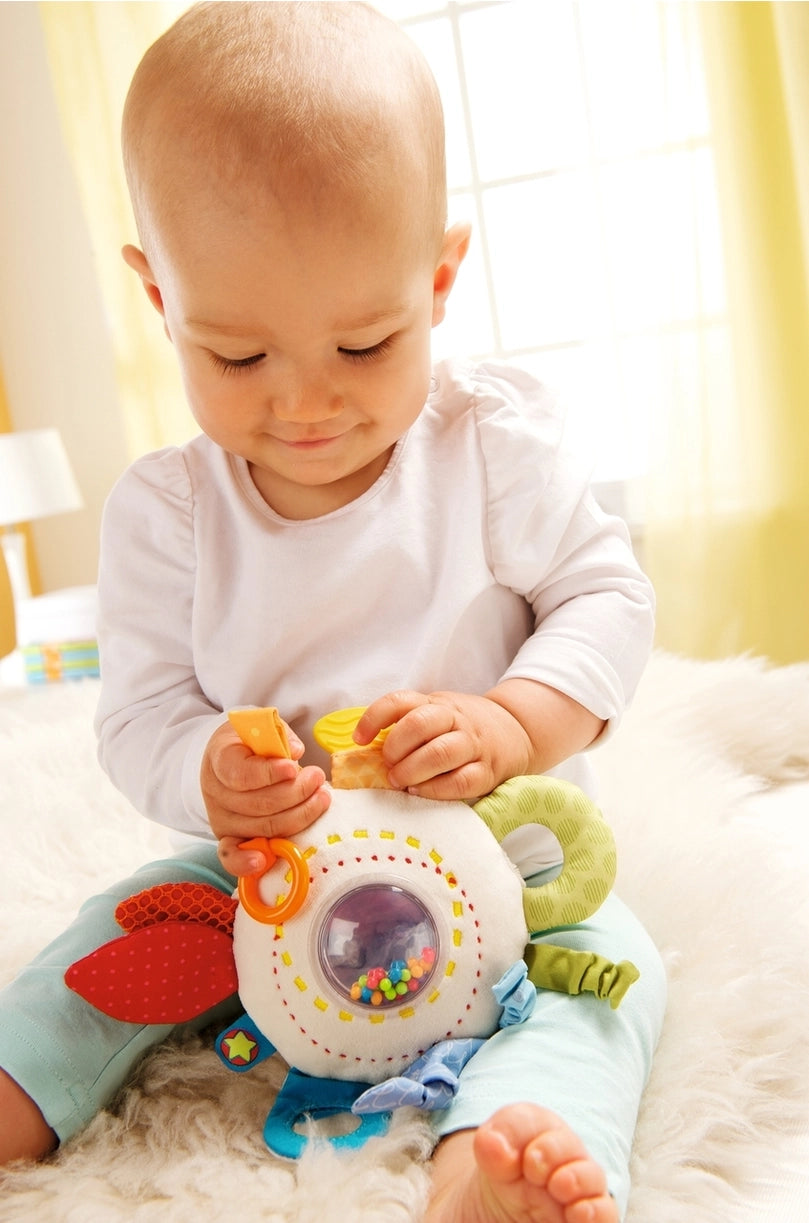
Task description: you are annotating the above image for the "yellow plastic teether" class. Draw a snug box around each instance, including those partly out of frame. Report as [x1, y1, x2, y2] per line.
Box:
[312, 707, 391, 755]
[228, 707, 291, 758]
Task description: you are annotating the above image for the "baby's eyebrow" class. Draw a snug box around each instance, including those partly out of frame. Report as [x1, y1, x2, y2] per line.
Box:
[335, 305, 409, 332]
[184, 319, 260, 338]
[185, 305, 410, 339]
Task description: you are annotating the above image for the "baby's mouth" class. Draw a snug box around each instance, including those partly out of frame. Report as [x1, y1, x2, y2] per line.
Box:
[279, 429, 347, 450]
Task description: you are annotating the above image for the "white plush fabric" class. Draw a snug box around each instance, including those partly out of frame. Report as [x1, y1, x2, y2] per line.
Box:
[0, 651, 807, 1222]
[234, 786, 531, 1082]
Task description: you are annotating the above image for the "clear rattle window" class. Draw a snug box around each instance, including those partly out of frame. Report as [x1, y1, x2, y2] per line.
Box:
[318, 885, 438, 1009]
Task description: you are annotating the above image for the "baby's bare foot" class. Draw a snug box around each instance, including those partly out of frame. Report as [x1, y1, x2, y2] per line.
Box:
[425, 1103, 618, 1223]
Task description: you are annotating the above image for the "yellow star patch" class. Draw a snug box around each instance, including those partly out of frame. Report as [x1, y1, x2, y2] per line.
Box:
[223, 1029, 258, 1064]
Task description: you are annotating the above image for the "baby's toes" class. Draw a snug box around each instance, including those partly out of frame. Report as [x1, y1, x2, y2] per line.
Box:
[545, 1159, 609, 1208]
[522, 1124, 590, 1188]
[565, 1192, 619, 1223]
[547, 1156, 608, 1204]
[474, 1103, 576, 1186]
[524, 1129, 618, 1222]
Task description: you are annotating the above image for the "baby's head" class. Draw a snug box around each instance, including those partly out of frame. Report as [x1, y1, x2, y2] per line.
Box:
[123, 1, 447, 270]
[122, 3, 469, 519]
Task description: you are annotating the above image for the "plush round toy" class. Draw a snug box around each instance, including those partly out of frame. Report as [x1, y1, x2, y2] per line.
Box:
[67, 707, 638, 1158]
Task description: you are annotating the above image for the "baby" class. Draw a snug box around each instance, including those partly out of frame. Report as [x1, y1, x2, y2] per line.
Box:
[0, 6, 665, 1221]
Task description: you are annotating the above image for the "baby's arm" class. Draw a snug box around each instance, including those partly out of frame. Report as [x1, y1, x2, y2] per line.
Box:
[355, 369, 654, 801]
[354, 680, 604, 800]
[202, 721, 331, 876]
[95, 451, 333, 849]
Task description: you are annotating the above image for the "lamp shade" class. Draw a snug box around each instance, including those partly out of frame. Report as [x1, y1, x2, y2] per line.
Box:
[0, 429, 83, 526]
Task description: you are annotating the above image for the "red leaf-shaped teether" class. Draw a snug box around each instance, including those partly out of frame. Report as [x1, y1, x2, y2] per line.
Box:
[65, 922, 238, 1023]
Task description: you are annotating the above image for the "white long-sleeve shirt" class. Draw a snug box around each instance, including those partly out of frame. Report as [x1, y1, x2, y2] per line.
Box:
[95, 360, 655, 839]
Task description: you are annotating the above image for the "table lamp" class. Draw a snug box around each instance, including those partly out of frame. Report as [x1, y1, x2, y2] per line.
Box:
[0, 428, 83, 610]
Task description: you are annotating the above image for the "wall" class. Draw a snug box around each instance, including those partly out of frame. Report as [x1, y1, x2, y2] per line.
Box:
[0, 380, 16, 654]
[0, 4, 130, 604]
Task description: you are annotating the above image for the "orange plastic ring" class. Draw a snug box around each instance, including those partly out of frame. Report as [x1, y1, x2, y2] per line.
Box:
[238, 837, 310, 924]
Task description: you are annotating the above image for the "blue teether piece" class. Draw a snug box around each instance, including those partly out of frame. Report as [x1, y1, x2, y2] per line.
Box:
[263, 1068, 390, 1158]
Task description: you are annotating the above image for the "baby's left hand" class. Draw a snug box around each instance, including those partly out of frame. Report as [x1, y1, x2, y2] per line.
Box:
[353, 690, 533, 800]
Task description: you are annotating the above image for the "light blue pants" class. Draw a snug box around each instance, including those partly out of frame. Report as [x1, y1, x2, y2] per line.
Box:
[434, 888, 667, 1216]
[0, 845, 664, 1217]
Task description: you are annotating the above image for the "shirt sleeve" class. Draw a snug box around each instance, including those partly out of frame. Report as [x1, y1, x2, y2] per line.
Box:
[472, 363, 655, 734]
[94, 448, 225, 837]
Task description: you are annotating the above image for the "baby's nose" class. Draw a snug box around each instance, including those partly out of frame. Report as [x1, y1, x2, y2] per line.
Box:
[271, 372, 342, 422]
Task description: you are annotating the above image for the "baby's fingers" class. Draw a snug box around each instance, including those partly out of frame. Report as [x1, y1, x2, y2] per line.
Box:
[385, 727, 469, 789]
[216, 741, 299, 792]
[215, 779, 332, 876]
[227, 763, 329, 822]
[353, 690, 427, 746]
[218, 836, 266, 878]
[400, 760, 491, 802]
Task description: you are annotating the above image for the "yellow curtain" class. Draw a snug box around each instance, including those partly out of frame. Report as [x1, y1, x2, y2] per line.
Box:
[0, 374, 42, 655]
[0, 377, 17, 656]
[38, 1, 192, 458]
[645, 2, 809, 664]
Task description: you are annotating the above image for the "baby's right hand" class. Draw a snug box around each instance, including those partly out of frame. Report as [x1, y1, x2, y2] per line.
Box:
[201, 721, 331, 877]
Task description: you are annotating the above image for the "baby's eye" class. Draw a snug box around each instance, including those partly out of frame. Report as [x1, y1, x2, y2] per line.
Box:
[338, 336, 395, 363]
[208, 351, 265, 375]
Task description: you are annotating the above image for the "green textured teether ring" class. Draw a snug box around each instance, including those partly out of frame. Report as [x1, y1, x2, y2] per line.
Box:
[473, 776, 617, 931]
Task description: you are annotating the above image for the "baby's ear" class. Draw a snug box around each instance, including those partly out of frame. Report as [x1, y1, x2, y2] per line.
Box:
[432, 222, 472, 326]
[122, 243, 166, 319]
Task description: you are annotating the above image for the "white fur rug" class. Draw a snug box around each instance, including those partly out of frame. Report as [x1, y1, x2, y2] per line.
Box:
[0, 651, 807, 1222]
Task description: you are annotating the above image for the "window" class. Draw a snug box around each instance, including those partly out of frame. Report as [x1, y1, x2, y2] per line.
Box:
[380, 0, 731, 510]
